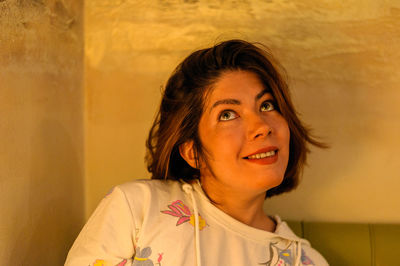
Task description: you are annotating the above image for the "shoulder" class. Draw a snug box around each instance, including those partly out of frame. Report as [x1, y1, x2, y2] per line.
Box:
[114, 179, 187, 213]
[116, 179, 197, 236]
[117, 178, 183, 199]
[274, 216, 329, 265]
[273, 215, 307, 242]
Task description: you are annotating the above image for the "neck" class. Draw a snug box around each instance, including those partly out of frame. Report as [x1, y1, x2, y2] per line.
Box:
[199, 178, 276, 232]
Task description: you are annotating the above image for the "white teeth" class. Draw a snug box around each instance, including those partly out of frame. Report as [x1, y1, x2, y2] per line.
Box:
[248, 150, 276, 159]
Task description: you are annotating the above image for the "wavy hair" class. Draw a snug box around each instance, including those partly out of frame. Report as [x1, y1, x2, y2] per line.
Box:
[146, 39, 326, 198]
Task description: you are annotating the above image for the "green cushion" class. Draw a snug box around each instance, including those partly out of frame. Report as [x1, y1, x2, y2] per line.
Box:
[303, 222, 371, 266]
[284, 221, 400, 265]
[372, 224, 400, 266]
[286, 220, 303, 238]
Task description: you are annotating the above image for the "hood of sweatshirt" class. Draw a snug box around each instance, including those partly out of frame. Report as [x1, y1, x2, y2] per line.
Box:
[181, 180, 310, 266]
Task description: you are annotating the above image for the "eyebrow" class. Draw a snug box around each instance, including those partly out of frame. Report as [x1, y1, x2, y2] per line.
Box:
[210, 88, 271, 111]
[256, 88, 270, 100]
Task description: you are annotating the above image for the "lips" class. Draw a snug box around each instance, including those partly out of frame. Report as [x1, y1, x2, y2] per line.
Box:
[243, 147, 279, 165]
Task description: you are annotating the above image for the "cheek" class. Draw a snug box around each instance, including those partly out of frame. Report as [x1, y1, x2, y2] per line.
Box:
[283, 123, 290, 145]
[273, 116, 290, 162]
[280, 121, 291, 164]
[211, 130, 243, 155]
[199, 123, 244, 159]
[276, 116, 290, 142]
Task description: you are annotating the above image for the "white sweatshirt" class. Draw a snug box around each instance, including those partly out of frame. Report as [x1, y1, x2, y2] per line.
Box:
[65, 179, 328, 266]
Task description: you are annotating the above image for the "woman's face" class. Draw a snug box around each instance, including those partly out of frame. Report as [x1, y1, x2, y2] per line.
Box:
[197, 70, 290, 196]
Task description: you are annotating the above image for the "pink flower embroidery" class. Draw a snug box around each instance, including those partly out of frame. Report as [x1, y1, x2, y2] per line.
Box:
[157, 253, 163, 263]
[116, 259, 127, 266]
[161, 200, 207, 230]
[161, 200, 191, 225]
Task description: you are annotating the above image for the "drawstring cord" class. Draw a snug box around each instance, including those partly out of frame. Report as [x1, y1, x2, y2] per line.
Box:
[182, 183, 202, 266]
[183, 181, 303, 266]
[294, 239, 302, 265]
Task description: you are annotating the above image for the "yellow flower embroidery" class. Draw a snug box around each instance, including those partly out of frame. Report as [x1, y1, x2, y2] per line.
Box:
[189, 214, 207, 230]
[93, 259, 111, 266]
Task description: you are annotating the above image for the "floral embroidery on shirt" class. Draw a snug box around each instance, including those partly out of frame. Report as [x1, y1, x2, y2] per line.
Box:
[161, 200, 207, 230]
[117, 259, 128, 266]
[278, 248, 293, 264]
[133, 247, 163, 266]
[157, 253, 164, 265]
[259, 242, 291, 265]
[92, 258, 127, 266]
[259, 242, 315, 266]
[300, 250, 314, 265]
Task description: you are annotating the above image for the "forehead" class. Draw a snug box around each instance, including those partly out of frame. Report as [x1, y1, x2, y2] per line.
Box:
[204, 70, 267, 105]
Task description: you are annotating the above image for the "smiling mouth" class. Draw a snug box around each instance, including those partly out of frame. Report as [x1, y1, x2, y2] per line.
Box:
[245, 150, 276, 159]
[243, 148, 279, 165]
[244, 147, 279, 159]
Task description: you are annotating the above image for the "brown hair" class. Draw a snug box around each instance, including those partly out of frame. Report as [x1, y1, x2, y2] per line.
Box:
[146, 39, 326, 198]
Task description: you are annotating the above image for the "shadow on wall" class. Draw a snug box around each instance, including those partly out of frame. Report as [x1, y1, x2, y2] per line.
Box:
[262, 6, 400, 221]
[9, 120, 84, 265]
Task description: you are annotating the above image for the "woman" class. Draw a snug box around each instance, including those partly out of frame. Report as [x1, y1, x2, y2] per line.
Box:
[66, 40, 328, 266]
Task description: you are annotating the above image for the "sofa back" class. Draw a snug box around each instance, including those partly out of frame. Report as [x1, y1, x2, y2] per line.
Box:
[287, 221, 400, 265]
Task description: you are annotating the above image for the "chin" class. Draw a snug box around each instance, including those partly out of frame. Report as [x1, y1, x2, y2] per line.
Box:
[255, 175, 285, 192]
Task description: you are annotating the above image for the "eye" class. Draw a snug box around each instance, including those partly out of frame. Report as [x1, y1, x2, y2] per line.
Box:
[219, 110, 238, 121]
[260, 100, 275, 112]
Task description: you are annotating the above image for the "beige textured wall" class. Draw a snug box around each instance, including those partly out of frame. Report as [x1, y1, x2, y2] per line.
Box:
[85, 0, 400, 222]
[0, 0, 84, 264]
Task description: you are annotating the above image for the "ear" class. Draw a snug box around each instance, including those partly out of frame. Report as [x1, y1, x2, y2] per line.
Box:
[179, 140, 197, 169]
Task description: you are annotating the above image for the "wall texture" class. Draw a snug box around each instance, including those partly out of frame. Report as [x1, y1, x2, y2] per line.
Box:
[1, 1, 399, 263]
[85, 0, 400, 223]
[0, 0, 84, 264]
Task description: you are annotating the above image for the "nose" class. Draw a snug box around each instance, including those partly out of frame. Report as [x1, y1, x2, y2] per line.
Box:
[246, 113, 273, 141]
